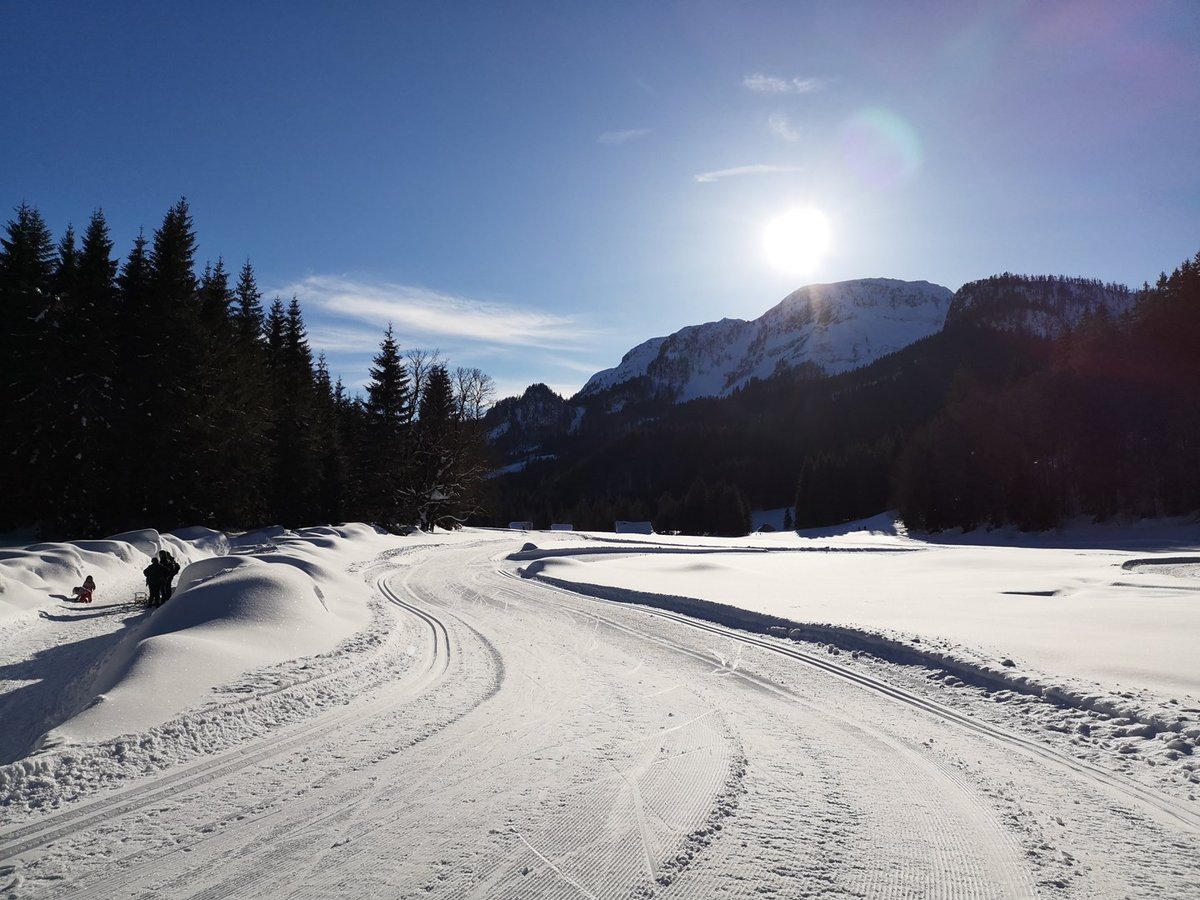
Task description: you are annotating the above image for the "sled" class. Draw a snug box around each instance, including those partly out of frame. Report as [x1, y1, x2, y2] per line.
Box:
[133, 591, 150, 606]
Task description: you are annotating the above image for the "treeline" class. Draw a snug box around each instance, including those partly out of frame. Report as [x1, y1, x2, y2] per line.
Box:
[0, 199, 493, 538]
[895, 253, 1200, 530]
[489, 256, 1200, 534]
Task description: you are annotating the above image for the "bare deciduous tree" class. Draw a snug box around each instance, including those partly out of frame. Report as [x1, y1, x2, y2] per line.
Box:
[453, 366, 495, 422]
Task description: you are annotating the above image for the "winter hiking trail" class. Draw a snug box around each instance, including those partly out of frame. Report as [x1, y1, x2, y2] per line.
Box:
[0, 534, 1196, 897]
[505, 570, 1200, 835]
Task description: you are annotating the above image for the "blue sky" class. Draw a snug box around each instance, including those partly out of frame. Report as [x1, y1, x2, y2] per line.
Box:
[4, 2, 1198, 401]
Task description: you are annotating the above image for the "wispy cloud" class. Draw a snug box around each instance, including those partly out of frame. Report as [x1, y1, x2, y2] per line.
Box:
[280, 275, 593, 351]
[743, 73, 824, 94]
[768, 113, 803, 142]
[540, 353, 609, 375]
[597, 127, 652, 145]
[694, 164, 805, 183]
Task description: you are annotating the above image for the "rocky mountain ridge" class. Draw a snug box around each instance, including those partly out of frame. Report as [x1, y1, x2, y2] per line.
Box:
[484, 274, 1138, 466]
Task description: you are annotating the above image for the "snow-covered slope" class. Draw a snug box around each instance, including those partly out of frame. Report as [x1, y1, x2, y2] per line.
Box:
[3, 524, 1199, 898]
[581, 278, 954, 402]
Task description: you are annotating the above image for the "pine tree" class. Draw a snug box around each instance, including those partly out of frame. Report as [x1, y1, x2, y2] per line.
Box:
[263, 296, 320, 526]
[312, 353, 349, 522]
[0, 204, 58, 529]
[362, 324, 412, 526]
[53, 225, 78, 304]
[189, 259, 248, 523]
[142, 198, 200, 527]
[107, 229, 156, 526]
[409, 364, 457, 529]
[234, 259, 265, 345]
[46, 212, 120, 534]
[222, 259, 271, 525]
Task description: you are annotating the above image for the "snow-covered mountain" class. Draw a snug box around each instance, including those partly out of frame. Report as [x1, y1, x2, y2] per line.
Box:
[482, 273, 1142, 468]
[580, 279, 955, 403]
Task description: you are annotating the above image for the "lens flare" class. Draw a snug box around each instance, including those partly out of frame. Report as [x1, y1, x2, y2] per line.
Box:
[762, 207, 832, 276]
[840, 108, 923, 191]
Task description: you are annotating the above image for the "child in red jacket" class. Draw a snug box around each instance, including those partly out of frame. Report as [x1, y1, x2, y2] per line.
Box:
[71, 575, 96, 603]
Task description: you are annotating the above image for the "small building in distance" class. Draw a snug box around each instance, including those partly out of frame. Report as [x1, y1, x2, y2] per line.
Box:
[508, 521, 534, 530]
[615, 520, 653, 534]
[550, 523, 574, 531]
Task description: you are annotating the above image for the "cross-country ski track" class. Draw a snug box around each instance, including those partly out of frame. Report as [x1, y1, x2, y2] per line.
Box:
[1, 534, 1197, 898]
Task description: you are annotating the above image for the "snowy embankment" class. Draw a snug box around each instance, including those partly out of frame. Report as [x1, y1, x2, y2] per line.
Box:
[510, 516, 1200, 768]
[0, 523, 416, 810]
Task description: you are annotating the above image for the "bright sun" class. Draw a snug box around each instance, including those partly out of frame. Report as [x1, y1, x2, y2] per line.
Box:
[762, 207, 832, 276]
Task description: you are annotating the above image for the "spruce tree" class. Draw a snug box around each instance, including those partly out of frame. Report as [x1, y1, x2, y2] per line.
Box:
[108, 229, 156, 526]
[312, 353, 349, 523]
[140, 198, 201, 527]
[234, 259, 265, 345]
[264, 297, 319, 526]
[222, 260, 270, 525]
[410, 364, 457, 529]
[190, 259, 247, 523]
[0, 204, 58, 530]
[362, 324, 411, 526]
[46, 212, 120, 534]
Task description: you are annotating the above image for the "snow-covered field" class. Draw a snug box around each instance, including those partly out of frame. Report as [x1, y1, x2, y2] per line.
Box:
[1, 519, 1198, 898]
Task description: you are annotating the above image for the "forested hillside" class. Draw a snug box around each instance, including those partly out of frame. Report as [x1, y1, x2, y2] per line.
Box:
[487, 258, 1200, 535]
[0, 201, 493, 538]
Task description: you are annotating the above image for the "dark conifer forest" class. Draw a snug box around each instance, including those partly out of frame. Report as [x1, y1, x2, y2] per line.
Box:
[486, 252, 1200, 535]
[5, 199, 1197, 540]
[0, 200, 493, 538]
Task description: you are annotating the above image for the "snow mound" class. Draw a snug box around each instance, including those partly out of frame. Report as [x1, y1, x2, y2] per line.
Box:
[0, 532, 181, 617]
[45, 546, 371, 744]
[105, 528, 171, 558]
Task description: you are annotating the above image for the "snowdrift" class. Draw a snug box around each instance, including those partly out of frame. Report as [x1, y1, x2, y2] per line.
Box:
[0, 523, 412, 810]
[56, 551, 369, 742]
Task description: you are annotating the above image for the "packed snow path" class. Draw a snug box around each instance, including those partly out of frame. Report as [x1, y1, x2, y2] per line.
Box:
[1, 536, 1197, 898]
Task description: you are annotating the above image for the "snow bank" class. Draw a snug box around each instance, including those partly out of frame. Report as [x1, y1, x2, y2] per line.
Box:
[0, 523, 416, 810]
[46, 534, 375, 744]
[510, 521, 1200, 739]
[0, 530, 199, 621]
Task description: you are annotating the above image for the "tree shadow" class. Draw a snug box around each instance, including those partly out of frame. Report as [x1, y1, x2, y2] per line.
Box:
[0, 607, 148, 766]
[38, 604, 141, 623]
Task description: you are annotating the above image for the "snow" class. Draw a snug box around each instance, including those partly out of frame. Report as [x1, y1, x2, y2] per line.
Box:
[516, 517, 1200, 704]
[579, 278, 953, 401]
[1, 520, 1198, 898]
[485, 453, 557, 478]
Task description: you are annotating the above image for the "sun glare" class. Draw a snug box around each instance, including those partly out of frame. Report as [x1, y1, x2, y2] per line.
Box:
[762, 207, 832, 276]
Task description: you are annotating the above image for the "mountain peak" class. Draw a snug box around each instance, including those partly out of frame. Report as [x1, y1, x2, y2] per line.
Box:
[580, 278, 954, 403]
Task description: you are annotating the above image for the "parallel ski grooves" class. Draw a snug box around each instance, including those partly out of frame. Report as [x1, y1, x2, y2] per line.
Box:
[507, 571, 1200, 835]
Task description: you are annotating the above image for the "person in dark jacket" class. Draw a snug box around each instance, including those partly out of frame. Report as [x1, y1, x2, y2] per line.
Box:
[143, 557, 168, 607]
[157, 550, 180, 603]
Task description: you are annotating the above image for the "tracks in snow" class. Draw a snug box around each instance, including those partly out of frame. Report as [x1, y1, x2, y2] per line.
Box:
[503, 570, 1200, 837]
[6, 537, 1198, 899]
[0, 567, 458, 865]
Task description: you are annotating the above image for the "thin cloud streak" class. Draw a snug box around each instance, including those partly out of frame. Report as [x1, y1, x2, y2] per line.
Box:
[694, 164, 805, 183]
[540, 353, 609, 375]
[597, 127, 652, 145]
[284, 275, 593, 351]
[743, 73, 824, 93]
[304, 323, 390, 354]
